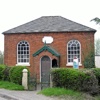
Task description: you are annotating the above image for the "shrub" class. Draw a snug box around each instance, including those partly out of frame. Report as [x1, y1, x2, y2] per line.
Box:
[2, 67, 11, 81]
[80, 69, 99, 95]
[0, 65, 6, 80]
[51, 68, 86, 90]
[92, 68, 100, 86]
[9, 66, 29, 85]
[51, 68, 99, 95]
[83, 50, 95, 68]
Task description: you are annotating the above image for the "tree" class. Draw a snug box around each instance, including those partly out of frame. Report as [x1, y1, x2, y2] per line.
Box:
[83, 50, 95, 68]
[91, 17, 100, 55]
[91, 17, 100, 24]
[82, 34, 95, 68]
[95, 39, 100, 55]
[0, 51, 4, 64]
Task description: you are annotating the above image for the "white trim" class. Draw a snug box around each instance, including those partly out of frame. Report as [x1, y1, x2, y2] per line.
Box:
[16, 63, 30, 66]
[17, 40, 30, 64]
[40, 57, 41, 82]
[67, 40, 81, 64]
[66, 63, 82, 66]
[40, 56, 52, 82]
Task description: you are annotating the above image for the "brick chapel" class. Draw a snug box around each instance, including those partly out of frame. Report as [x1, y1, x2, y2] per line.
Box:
[3, 16, 96, 81]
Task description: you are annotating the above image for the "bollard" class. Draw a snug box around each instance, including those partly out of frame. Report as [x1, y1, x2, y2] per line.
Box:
[22, 69, 28, 90]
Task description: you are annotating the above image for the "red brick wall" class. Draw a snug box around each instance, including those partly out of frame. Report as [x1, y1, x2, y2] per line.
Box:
[4, 32, 94, 78]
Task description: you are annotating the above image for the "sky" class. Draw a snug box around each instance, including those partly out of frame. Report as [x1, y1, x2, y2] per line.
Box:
[0, 0, 100, 52]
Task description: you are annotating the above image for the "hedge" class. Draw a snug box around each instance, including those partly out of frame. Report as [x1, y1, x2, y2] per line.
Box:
[9, 66, 29, 85]
[92, 68, 100, 86]
[51, 68, 99, 95]
[0, 65, 6, 80]
[2, 67, 11, 81]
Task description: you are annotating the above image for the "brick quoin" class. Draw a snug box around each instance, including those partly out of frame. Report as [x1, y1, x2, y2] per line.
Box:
[4, 32, 94, 79]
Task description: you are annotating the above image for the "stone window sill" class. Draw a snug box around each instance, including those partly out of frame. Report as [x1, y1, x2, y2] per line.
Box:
[16, 63, 30, 66]
[66, 63, 82, 66]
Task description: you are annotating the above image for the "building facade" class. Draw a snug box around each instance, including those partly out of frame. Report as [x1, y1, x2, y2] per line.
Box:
[3, 16, 96, 82]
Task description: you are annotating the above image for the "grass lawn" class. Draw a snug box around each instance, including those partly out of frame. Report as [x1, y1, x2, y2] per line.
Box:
[38, 87, 100, 100]
[0, 81, 24, 90]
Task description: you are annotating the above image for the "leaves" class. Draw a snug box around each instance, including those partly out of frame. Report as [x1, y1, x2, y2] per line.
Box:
[51, 68, 99, 95]
[0, 51, 4, 64]
[83, 50, 95, 68]
[91, 17, 100, 24]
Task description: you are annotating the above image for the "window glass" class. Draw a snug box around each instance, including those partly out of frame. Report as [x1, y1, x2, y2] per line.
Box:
[67, 40, 81, 63]
[17, 41, 29, 63]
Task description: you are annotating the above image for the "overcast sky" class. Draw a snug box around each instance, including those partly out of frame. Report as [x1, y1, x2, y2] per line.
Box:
[0, 0, 100, 51]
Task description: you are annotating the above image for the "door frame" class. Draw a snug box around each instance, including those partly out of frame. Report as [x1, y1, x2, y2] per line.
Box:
[40, 55, 52, 82]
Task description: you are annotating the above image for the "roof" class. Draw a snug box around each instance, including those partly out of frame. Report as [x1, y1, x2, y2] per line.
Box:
[33, 45, 60, 57]
[3, 16, 96, 34]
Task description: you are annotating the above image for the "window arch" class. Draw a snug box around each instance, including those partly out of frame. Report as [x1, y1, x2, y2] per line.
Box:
[17, 41, 30, 65]
[67, 40, 81, 64]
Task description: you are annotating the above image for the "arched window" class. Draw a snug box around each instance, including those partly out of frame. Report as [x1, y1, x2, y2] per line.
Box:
[67, 40, 81, 64]
[17, 41, 30, 65]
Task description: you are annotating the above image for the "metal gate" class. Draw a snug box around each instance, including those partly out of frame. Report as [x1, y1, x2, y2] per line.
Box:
[28, 74, 37, 91]
[41, 56, 51, 90]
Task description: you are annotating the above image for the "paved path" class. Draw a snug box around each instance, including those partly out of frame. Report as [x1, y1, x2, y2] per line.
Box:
[0, 89, 58, 100]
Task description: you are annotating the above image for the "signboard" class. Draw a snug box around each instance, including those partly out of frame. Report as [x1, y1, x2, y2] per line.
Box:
[42, 36, 53, 44]
[73, 57, 79, 69]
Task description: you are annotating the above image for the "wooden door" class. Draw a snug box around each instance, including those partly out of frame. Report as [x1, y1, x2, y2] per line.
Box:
[41, 56, 51, 89]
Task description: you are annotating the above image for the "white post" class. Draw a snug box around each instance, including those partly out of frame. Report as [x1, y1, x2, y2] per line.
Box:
[22, 69, 28, 90]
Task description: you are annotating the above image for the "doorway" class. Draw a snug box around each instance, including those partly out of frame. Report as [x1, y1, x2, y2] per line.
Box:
[41, 56, 51, 89]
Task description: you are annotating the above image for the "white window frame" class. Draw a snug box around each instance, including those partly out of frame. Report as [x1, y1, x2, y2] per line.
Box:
[66, 40, 82, 66]
[16, 41, 30, 66]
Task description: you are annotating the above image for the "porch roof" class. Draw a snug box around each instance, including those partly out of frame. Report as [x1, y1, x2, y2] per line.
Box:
[33, 45, 60, 57]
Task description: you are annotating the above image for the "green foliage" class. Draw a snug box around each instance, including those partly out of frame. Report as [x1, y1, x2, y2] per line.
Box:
[92, 68, 100, 86]
[0, 65, 6, 80]
[2, 67, 11, 81]
[0, 51, 4, 64]
[81, 34, 95, 68]
[9, 66, 29, 85]
[38, 87, 81, 97]
[83, 50, 95, 68]
[51, 68, 86, 90]
[0, 81, 24, 90]
[39, 87, 99, 100]
[51, 68, 99, 95]
[80, 69, 99, 95]
[91, 17, 100, 25]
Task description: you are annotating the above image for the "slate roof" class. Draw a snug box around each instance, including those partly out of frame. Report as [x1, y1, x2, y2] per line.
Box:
[3, 16, 96, 34]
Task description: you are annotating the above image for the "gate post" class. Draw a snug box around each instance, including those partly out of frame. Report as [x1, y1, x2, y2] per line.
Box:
[22, 69, 28, 90]
[50, 74, 53, 87]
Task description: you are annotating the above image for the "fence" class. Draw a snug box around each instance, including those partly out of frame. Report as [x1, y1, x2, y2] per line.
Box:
[22, 69, 53, 90]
